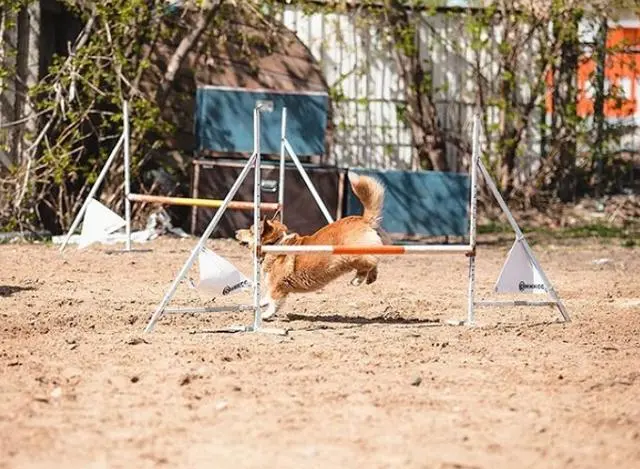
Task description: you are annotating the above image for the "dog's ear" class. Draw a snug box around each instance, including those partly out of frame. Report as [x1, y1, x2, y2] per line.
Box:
[270, 207, 281, 221]
[263, 218, 275, 234]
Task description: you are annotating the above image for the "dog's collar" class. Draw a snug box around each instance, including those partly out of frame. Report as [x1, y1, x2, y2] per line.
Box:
[258, 232, 295, 265]
[279, 232, 296, 244]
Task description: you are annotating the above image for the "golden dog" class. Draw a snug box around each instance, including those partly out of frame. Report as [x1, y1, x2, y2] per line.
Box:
[235, 173, 387, 320]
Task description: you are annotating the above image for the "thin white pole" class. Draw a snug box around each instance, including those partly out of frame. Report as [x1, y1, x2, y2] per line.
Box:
[59, 133, 125, 253]
[478, 160, 524, 238]
[252, 107, 263, 331]
[475, 300, 559, 307]
[164, 305, 254, 314]
[284, 139, 334, 224]
[467, 111, 480, 325]
[143, 151, 258, 333]
[278, 107, 287, 222]
[123, 101, 132, 251]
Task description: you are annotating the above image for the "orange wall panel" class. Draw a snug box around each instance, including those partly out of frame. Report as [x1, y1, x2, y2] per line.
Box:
[548, 27, 640, 120]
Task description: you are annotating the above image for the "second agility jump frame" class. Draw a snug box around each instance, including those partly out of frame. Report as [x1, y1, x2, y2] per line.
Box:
[59, 101, 333, 253]
[143, 104, 570, 334]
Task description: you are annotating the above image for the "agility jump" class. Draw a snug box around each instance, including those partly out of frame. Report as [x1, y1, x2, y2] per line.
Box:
[142, 104, 570, 334]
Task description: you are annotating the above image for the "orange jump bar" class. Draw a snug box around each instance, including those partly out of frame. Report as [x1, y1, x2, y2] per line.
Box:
[127, 193, 279, 211]
[333, 245, 406, 255]
[260, 244, 473, 255]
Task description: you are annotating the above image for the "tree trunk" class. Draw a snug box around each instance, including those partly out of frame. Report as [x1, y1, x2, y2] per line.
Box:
[0, 7, 12, 169]
[407, 114, 447, 171]
[385, 0, 448, 172]
[499, 134, 518, 195]
[592, 16, 607, 197]
[498, 73, 516, 196]
[155, 1, 223, 104]
[1, 7, 19, 168]
[16, 1, 41, 165]
[550, 12, 581, 202]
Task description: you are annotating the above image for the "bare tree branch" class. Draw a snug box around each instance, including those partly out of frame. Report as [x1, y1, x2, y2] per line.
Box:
[155, 0, 224, 103]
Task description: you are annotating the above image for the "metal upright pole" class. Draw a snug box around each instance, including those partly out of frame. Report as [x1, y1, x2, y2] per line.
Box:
[278, 107, 287, 222]
[123, 101, 132, 251]
[283, 139, 334, 224]
[59, 133, 125, 253]
[467, 111, 480, 325]
[252, 106, 263, 331]
[143, 151, 259, 333]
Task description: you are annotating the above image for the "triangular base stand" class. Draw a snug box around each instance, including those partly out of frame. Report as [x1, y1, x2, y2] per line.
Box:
[495, 237, 546, 294]
[142, 150, 283, 335]
[469, 160, 570, 324]
[196, 247, 252, 297]
[78, 199, 127, 249]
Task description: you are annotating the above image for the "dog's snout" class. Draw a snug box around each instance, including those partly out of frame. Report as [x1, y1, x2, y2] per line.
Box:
[235, 228, 254, 246]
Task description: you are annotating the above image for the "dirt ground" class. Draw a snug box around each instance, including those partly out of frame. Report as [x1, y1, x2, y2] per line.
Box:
[1, 236, 639, 469]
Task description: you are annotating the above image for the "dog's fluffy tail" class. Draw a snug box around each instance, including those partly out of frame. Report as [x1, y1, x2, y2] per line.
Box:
[348, 172, 384, 228]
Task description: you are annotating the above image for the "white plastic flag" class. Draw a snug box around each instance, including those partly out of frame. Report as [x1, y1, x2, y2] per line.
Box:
[495, 238, 547, 294]
[197, 247, 252, 297]
[78, 199, 127, 249]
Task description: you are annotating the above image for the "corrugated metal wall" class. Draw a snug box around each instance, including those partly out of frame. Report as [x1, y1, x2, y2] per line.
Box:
[280, 7, 545, 176]
[282, 8, 413, 170]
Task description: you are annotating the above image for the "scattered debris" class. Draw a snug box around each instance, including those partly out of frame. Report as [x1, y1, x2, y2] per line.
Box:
[431, 342, 449, 348]
[50, 208, 190, 247]
[411, 376, 422, 387]
[591, 258, 612, 265]
[215, 400, 228, 411]
[62, 367, 82, 382]
[126, 337, 150, 346]
[446, 319, 465, 326]
[130, 376, 140, 383]
[0, 231, 52, 244]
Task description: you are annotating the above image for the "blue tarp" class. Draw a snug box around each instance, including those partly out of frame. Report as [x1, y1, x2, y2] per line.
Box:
[195, 86, 329, 156]
[345, 169, 470, 237]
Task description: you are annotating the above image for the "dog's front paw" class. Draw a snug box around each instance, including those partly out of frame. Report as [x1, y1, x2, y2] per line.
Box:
[261, 304, 277, 321]
[350, 275, 366, 286]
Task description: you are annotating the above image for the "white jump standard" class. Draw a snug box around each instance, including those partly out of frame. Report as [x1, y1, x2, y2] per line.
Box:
[59, 101, 315, 253]
[143, 103, 336, 333]
[143, 108, 569, 333]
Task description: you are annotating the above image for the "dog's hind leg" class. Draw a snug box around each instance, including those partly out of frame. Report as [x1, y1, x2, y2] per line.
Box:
[365, 264, 378, 284]
[349, 256, 378, 286]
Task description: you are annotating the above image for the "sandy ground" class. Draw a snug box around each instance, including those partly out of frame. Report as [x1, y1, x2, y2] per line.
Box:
[0, 236, 639, 469]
